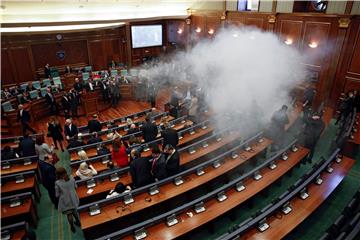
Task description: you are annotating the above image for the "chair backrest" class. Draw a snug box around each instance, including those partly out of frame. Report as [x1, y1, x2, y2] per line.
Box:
[20, 83, 28, 91]
[120, 69, 128, 76]
[129, 69, 138, 76]
[111, 69, 118, 77]
[40, 88, 48, 97]
[2, 101, 14, 112]
[17, 94, 22, 102]
[82, 72, 90, 81]
[42, 79, 51, 87]
[32, 81, 41, 90]
[84, 66, 92, 72]
[53, 77, 63, 89]
[29, 90, 39, 100]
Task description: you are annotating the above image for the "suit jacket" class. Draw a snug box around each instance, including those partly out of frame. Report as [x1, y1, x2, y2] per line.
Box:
[166, 150, 180, 176]
[19, 137, 36, 157]
[66, 140, 84, 149]
[17, 110, 31, 124]
[85, 82, 96, 92]
[87, 137, 102, 145]
[64, 124, 78, 139]
[39, 160, 56, 190]
[45, 93, 56, 105]
[44, 67, 51, 78]
[129, 157, 152, 188]
[19, 96, 30, 104]
[61, 95, 70, 110]
[161, 128, 179, 148]
[141, 122, 158, 142]
[74, 83, 83, 92]
[87, 119, 102, 133]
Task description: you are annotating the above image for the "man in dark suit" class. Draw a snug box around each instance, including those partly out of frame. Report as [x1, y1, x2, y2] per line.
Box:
[141, 115, 158, 142]
[69, 90, 79, 118]
[164, 144, 180, 176]
[45, 88, 57, 115]
[44, 63, 51, 78]
[129, 149, 152, 188]
[17, 105, 37, 135]
[127, 124, 139, 135]
[61, 94, 71, 119]
[303, 113, 325, 163]
[87, 114, 102, 133]
[19, 133, 36, 157]
[161, 122, 179, 149]
[66, 135, 84, 149]
[84, 79, 96, 92]
[64, 119, 78, 141]
[100, 80, 110, 103]
[73, 78, 83, 92]
[87, 132, 102, 145]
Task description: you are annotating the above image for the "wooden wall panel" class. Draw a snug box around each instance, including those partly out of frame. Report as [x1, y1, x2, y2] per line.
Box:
[167, 20, 187, 46]
[277, 20, 303, 48]
[348, 27, 360, 74]
[245, 17, 265, 29]
[10, 47, 33, 83]
[1, 49, 15, 85]
[31, 40, 88, 70]
[88, 41, 106, 70]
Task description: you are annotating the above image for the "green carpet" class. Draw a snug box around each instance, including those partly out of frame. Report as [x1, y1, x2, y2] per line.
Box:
[33, 119, 359, 240]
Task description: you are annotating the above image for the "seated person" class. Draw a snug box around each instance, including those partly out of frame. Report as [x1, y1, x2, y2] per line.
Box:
[64, 119, 78, 141]
[66, 135, 84, 149]
[77, 150, 88, 160]
[127, 124, 139, 135]
[76, 162, 97, 180]
[19, 92, 31, 104]
[87, 132, 102, 145]
[26, 82, 36, 92]
[97, 144, 111, 156]
[106, 182, 131, 199]
[1, 146, 17, 160]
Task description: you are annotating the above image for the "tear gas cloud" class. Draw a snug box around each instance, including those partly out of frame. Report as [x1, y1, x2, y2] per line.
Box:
[139, 26, 307, 135]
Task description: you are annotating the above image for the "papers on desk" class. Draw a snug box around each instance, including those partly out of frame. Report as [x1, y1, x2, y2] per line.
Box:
[87, 188, 94, 195]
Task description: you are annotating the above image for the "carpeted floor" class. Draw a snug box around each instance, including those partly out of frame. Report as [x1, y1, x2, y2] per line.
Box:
[33, 119, 359, 240]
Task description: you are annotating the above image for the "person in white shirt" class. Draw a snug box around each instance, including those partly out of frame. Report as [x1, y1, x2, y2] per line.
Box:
[106, 182, 131, 199]
[75, 162, 97, 180]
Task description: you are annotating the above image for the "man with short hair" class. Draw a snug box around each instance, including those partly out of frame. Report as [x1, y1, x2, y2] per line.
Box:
[17, 104, 37, 135]
[64, 119, 78, 141]
[45, 88, 57, 115]
[129, 149, 152, 188]
[87, 114, 102, 133]
[161, 122, 179, 149]
[141, 114, 158, 142]
[19, 133, 36, 157]
[163, 144, 180, 176]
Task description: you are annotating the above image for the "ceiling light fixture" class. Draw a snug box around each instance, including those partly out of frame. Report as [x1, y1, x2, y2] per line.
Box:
[308, 42, 318, 48]
[208, 29, 214, 35]
[195, 27, 201, 33]
[284, 39, 293, 45]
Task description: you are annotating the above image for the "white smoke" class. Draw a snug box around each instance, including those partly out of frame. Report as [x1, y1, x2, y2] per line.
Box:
[139, 26, 307, 135]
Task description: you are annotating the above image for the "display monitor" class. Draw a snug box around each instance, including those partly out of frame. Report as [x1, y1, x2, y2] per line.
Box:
[131, 25, 163, 48]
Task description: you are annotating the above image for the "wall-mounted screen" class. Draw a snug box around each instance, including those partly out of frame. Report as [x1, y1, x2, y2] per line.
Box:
[131, 25, 163, 48]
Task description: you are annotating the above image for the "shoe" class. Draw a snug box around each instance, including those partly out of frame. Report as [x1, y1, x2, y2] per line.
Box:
[71, 225, 76, 233]
[74, 220, 81, 227]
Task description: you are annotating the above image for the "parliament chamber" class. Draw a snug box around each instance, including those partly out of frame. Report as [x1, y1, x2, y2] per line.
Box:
[1, 1, 360, 240]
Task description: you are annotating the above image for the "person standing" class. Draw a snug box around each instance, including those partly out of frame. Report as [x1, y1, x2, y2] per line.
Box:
[48, 116, 64, 151]
[55, 167, 81, 232]
[150, 146, 167, 181]
[161, 122, 179, 150]
[111, 138, 129, 168]
[129, 149, 152, 188]
[141, 115, 158, 142]
[45, 88, 57, 115]
[69, 90, 79, 118]
[39, 154, 58, 208]
[19, 133, 36, 157]
[44, 63, 51, 78]
[303, 113, 325, 163]
[148, 82, 156, 108]
[87, 114, 102, 133]
[35, 135, 55, 161]
[17, 104, 37, 135]
[61, 94, 71, 119]
[163, 144, 180, 176]
[64, 119, 78, 141]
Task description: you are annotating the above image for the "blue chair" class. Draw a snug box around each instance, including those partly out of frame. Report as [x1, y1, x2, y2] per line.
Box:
[84, 66, 92, 72]
[42, 79, 51, 87]
[111, 69, 118, 77]
[32, 81, 41, 90]
[120, 69, 128, 76]
[29, 90, 39, 100]
[82, 72, 90, 81]
[2, 101, 14, 112]
[53, 77, 63, 89]
[129, 69, 138, 76]
[20, 83, 28, 92]
[40, 88, 48, 97]
[17, 94, 23, 102]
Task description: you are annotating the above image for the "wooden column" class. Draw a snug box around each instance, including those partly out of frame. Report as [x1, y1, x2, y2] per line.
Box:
[125, 23, 133, 68]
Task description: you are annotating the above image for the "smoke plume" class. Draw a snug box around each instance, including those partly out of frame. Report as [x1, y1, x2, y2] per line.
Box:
[139, 26, 307, 136]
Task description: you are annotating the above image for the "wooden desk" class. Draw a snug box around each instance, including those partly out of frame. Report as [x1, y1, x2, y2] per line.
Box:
[1, 162, 38, 176]
[1, 175, 41, 201]
[76, 131, 241, 203]
[241, 156, 355, 240]
[79, 138, 272, 233]
[1, 197, 38, 228]
[123, 147, 309, 240]
[71, 124, 213, 176]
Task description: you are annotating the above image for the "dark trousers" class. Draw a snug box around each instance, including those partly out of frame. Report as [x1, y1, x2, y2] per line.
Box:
[22, 122, 36, 135]
[112, 96, 119, 107]
[52, 138, 64, 151]
[71, 106, 78, 118]
[46, 186, 58, 208]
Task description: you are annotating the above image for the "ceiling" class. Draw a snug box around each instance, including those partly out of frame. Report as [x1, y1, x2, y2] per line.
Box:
[0, 0, 224, 25]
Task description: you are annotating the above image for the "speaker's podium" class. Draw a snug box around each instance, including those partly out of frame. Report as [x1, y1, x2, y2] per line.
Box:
[82, 91, 98, 117]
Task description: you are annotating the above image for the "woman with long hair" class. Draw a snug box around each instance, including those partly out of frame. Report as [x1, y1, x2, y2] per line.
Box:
[111, 138, 129, 168]
[55, 167, 80, 232]
[48, 116, 64, 151]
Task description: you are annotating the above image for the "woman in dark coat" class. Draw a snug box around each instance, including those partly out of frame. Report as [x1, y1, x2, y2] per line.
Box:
[48, 116, 64, 151]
